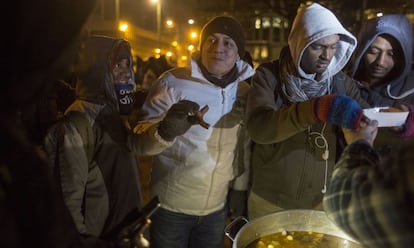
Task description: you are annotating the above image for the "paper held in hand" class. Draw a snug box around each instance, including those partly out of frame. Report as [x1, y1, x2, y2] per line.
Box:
[363, 107, 409, 127]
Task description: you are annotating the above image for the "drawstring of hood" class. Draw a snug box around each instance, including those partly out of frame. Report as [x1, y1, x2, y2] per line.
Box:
[387, 85, 414, 100]
[351, 15, 413, 102]
[282, 3, 345, 194]
[308, 123, 329, 194]
[283, 3, 356, 103]
[288, 3, 357, 81]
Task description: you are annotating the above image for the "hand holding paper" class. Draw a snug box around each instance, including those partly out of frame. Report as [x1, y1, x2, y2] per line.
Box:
[362, 107, 409, 127]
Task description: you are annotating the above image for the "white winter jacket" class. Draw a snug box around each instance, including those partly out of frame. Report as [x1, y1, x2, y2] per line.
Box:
[133, 52, 254, 215]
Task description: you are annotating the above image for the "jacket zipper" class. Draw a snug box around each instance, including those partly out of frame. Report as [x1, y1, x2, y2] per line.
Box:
[203, 88, 227, 210]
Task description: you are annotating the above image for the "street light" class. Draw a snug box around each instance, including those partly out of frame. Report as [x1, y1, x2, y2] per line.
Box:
[118, 22, 128, 32]
[150, 0, 162, 48]
[115, 0, 120, 21]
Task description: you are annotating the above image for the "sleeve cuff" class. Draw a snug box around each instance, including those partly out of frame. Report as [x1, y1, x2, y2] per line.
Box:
[154, 128, 175, 146]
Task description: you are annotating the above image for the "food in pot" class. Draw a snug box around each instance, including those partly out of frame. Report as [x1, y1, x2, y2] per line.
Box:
[246, 230, 361, 248]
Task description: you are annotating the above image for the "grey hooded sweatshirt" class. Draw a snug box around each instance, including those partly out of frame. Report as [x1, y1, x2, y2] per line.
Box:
[350, 14, 414, 106]
[349, 14, 414, 154]
[246, 3, 369, 213]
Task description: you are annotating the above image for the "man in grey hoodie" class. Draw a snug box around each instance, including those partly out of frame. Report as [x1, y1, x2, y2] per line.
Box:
[246, 3, 369, 219]
[348, 14, 414, 155]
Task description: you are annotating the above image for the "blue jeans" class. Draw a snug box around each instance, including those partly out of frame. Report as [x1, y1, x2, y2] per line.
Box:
[150, 207, 227, 248]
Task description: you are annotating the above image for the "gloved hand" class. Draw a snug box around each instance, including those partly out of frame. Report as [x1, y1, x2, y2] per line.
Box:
[158, 100, 200, 141]
[312, 94, 363, 130]
[227, 189, 247, 220]
[396, 104, 414, 138]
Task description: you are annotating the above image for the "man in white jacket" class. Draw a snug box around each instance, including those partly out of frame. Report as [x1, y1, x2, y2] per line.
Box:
[133, 16, 254, 248]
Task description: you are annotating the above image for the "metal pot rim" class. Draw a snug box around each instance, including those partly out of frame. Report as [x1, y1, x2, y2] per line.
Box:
[230, 209, 359, 248]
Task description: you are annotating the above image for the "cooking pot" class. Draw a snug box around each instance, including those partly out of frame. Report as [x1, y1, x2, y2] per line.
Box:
[225, 209, 361, 248]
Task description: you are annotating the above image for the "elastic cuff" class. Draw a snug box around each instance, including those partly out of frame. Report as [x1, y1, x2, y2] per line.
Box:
[154, 129, 175, 146]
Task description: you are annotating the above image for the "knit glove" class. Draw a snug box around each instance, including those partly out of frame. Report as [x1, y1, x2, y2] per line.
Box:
[157, 100, 200, 141]
[396, 104, 414, 138]
[312, 94, 363, 130]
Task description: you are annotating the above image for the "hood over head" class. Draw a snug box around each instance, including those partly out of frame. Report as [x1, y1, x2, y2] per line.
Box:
[2, 0, 96, 115]
[350, 14, 413, 96]
[288, 3, 357, 80]
[74, 35, 135, 109]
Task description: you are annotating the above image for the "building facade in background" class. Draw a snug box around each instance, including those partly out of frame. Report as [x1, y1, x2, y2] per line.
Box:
[85, 0, 414, 68]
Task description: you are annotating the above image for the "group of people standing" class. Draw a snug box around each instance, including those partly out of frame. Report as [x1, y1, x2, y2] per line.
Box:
[2, 1, 414, 248]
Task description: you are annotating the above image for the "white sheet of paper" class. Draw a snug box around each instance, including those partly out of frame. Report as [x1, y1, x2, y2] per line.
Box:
[363, 107, 409, 127]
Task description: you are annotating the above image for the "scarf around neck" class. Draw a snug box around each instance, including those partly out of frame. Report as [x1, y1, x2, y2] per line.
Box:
[279, 47, 330, 102]
[198, 59, 239, 88]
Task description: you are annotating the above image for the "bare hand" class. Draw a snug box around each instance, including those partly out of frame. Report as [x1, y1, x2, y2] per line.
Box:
[342, 118, 379, 146]
[380, 105, 409, 131]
